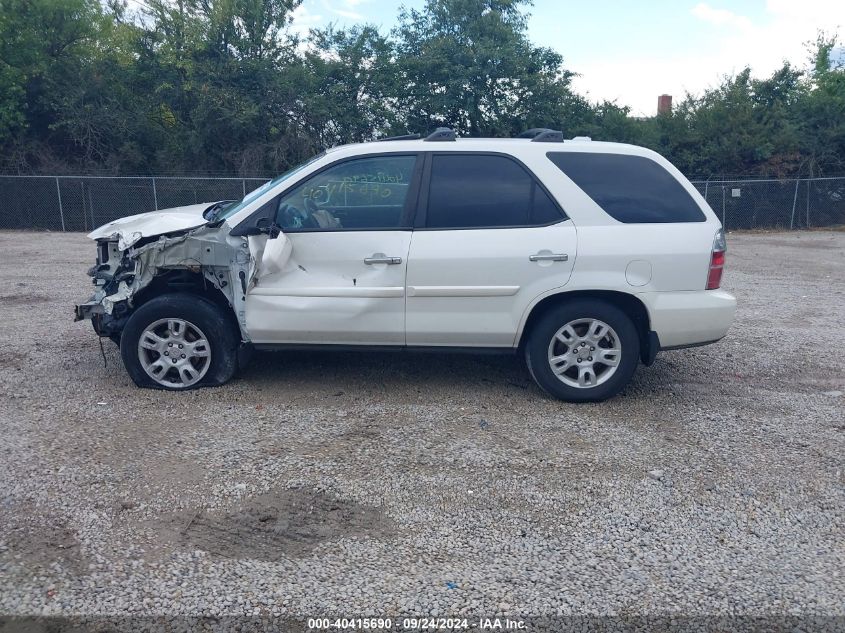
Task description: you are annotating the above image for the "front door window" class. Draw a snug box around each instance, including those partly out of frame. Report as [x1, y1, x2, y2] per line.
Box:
[275, 155, 418, 231]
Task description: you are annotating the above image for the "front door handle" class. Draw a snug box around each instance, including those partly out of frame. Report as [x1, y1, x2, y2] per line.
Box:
[529, 253, 568, 262]
[364, 255, 403, 265]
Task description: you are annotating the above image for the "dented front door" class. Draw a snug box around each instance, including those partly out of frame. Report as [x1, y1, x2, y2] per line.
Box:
[242, 153, 421, 345]
[245, 231, 411, 345]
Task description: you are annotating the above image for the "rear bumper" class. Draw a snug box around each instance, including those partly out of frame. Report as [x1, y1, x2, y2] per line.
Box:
[637, 289, 736, 349]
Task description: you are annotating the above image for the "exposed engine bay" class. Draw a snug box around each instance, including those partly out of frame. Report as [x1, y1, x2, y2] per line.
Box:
[74, 223, 254, 343]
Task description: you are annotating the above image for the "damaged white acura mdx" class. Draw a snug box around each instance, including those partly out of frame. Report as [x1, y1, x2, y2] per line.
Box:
[75, 128, 736, 402]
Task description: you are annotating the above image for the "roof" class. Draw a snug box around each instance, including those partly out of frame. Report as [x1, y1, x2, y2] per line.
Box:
[324, 136, 652, 158]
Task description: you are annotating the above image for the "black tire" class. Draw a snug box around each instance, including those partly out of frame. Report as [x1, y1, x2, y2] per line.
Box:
[120, 293, 239, 390]
[524, 299, 640, 402]
[91, 315, 121, 346]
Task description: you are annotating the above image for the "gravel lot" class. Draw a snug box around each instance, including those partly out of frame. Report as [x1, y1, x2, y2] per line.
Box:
[0, 230, 843, 625]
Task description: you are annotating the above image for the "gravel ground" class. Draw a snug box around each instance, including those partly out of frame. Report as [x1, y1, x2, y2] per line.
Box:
[0, 230, 843, 624]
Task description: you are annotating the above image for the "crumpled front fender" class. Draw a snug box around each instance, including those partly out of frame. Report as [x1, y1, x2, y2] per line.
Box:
[75, 223, 253, 342]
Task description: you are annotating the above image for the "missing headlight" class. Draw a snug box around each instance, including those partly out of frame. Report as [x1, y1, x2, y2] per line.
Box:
[98, 241, 110, 264]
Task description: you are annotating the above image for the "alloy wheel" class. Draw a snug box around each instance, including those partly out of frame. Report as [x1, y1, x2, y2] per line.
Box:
[137, 318, 211, 388]
[547, 318, 622, 388]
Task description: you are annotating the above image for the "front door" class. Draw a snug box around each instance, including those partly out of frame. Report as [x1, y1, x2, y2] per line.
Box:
[245, 153, 421, 345]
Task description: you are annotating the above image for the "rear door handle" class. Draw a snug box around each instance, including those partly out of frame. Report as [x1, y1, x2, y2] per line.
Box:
[364, 255, 402, 265]
[529, 253, 568, 262]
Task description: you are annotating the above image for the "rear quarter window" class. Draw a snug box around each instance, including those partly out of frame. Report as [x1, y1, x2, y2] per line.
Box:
[547, 152, 705, 223]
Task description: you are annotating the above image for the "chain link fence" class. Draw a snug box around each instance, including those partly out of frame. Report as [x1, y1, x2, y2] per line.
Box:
[0, 176, 270, 232]
[690, 177, 845, 230]
[0, 174, 844, 232]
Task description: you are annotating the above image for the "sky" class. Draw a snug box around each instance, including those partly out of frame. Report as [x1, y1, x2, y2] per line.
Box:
[289, 0, 845, 116]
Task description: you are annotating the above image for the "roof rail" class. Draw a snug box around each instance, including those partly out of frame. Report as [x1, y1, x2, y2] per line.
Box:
[377, 133, 421, 142]
[517, 128, 553, 139]
[424, 127, 456, 142]
[531, 129, 564, 143]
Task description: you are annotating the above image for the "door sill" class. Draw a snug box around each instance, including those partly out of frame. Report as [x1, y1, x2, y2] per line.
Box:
[252, 343, 517, 355]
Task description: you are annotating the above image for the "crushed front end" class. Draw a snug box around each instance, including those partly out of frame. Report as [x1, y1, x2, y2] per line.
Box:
[75, 239, 134, 338]
[74, 224, 253, 343]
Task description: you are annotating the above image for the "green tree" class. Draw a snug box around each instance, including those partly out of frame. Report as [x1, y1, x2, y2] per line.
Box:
[639, 64, 807, 178]
[795, 33, 845, 175]
[0, 0, 112, 170]
[1, 0, 842, 178]
[392, 0, 579, 136]
[296, 25, 398, 146]
[131, 0, 306, 174]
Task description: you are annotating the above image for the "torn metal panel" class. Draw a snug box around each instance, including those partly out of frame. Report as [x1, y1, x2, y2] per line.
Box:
[101, 281, 133, 314]
[75, 223, 256, 342]
[74, 294, 106, 320]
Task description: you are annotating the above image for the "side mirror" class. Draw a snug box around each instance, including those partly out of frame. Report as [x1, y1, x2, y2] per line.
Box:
[231, 215, 280, 238]
[256, 216, 281, 238]
[260, 232, 292, 276]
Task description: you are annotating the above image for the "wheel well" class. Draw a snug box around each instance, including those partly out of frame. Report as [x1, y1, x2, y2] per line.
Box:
[131, 269, 240, 332]
[518, 290, 652, 360]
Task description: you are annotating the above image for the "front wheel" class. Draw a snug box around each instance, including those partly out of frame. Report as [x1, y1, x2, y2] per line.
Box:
[120, 293, 238, 390]
[525, 299, 640, 402]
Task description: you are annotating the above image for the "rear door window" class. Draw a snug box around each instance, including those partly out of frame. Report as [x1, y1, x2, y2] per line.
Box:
[425, 154, 566, 229]
[547, 152, 705, 223]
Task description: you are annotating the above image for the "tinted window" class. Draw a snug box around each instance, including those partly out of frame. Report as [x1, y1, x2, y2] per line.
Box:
[531, 186, 563, 225]
[275, 155, 417, 230]
[426, 155, 565, 229]
[547, 152, 705, 223]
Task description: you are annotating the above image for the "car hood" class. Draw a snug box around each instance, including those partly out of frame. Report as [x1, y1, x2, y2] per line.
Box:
[87, 202, 216, 250]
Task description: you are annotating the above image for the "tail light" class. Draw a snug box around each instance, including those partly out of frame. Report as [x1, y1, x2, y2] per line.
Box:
[706, 228, 726, 289]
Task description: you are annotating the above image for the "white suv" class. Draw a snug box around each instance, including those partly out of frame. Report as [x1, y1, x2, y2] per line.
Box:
[75, 129, 736, 402]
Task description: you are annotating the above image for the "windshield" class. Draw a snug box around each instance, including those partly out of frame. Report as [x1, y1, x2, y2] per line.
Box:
[215, 153, 325, 221]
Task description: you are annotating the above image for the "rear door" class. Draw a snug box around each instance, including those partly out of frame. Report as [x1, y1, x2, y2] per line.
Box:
[405, 153, 577, 347]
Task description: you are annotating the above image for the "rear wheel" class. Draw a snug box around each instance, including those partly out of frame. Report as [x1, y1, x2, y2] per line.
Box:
[120, 293, 238, 390]
[525, 299, 640, 402]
